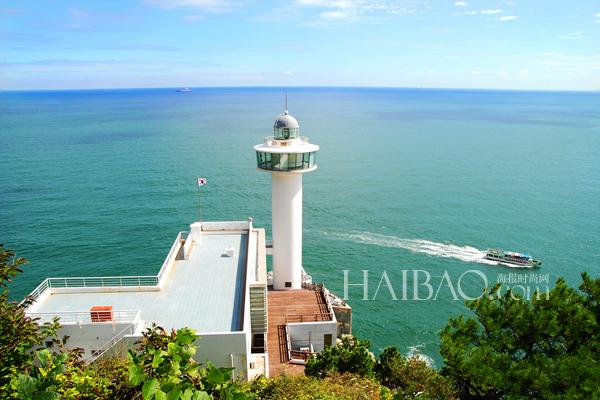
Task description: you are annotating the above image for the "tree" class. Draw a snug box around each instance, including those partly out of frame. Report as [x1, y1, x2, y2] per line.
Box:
[440, 273, 600, 399]
[0, 244, 61, 398]
[305, 336, 375, 379]
[375, 347, 456, 399]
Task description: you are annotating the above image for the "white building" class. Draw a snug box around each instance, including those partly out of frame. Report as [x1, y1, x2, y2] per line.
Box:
[24, 109, 351, 380]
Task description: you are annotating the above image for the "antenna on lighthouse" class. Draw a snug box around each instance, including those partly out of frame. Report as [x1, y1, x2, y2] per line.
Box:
[285, 92, 288, 114]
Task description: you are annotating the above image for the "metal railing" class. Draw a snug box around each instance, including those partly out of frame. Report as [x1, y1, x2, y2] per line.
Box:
[87, 322, 137, 363]
[290, 349, 313, 362]
[263, 136, 310, 145]
[27, 309, 140, 325]
[286, 313, 333, 323]
[26, 276, 159, 302]
[25, 232, 189, 303]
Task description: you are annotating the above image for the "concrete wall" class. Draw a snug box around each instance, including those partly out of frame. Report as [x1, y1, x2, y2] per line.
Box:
[287, 321, 337, 353]
[194, 332, 249, 381]
[58, 323, 132, 359]
[94, 331, 250, 381]
[333, 305, 352, 336]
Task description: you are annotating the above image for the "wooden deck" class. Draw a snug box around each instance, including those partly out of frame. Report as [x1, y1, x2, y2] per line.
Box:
[267, 289, 331, 376]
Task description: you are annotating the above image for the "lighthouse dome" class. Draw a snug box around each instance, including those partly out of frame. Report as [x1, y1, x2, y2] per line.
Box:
[273, 111, 300, 140]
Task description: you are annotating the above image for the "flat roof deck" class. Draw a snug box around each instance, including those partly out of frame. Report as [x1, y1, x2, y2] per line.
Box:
[267, 289, 332, 376]
[29, 232, 248, 333]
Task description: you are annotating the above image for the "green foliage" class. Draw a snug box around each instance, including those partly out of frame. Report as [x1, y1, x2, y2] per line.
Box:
[10, 349, 67, 400]
[304, 336, 375, 379]
[244, 373, 390, 400]
[4, 244, 599, 399]
[440, 272, 600, 399]
[128, 324, 249, 400]
[374, 347, 457, 399]
[0, 244, 63, 399]
[90, 357, 139, 399]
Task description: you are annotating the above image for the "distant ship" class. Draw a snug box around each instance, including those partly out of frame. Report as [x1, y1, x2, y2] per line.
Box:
[485, 249, 542, 268]
[176, 88, 192, 92]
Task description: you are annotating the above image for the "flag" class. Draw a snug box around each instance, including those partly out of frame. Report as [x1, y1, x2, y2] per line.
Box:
[197, 177, 207, 187]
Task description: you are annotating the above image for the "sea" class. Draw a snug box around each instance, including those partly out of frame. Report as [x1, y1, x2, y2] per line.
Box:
[1, 87, 599, 366]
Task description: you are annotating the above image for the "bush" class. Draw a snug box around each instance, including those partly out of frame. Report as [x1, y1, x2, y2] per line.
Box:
[0, 245, 65, 399]
[127, 324, 249, 400]
[375, 347, 456, 399]
[305, 336, 375, 379]
[244, 373, 389, 400]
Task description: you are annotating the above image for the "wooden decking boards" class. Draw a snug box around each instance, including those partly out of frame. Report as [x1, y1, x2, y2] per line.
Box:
[266, 289, 331, 376]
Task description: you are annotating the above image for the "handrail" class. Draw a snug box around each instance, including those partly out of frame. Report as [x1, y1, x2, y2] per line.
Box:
[290, 349, 314, 362]
[285, 325, 292, 362]
[87, 322, 137, 363]
[263, 136, 310, 145]
[25, 232, 189, 303]
[286, 312, 333, 324]
[28, 279, 50, 301]
[27, 309, 140, 325]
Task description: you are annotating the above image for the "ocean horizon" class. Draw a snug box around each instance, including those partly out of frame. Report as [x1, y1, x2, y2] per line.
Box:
[1, 86, 599, 365]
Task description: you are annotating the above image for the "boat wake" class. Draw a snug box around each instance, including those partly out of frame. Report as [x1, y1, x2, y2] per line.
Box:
[322, 231, 498, 265]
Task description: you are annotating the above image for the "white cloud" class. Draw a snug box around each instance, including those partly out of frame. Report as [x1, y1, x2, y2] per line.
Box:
[520, 69, 528, 75]
[320, 10, 355, 19]
[480, 9, 502, 15]
[454, 1, 467, 6]
[295, 0, 420, 21]
[144, 0, 237, 12]
[471, 70, 479, 75]
[499, 15, 518, 21]
[283, 70, 292, 75]
[497, 71, 508, 77]
[454, 10, 477, 15]
[596, 12, 600, 17]
[182, 14, 204, 21]
[559, 31, 588, 40]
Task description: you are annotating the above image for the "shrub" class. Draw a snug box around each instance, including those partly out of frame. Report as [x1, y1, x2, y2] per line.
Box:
[127, 324, 249, 400]
[305, 336, 375, 379]
[244, 373, 390, 400]
[375, 347, 456, 399]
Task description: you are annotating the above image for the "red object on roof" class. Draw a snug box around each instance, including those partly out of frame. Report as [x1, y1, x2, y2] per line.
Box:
[90, 306, 113, 322]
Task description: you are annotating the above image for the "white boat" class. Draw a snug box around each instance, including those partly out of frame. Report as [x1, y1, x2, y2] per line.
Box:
[485, 248, 542, 268]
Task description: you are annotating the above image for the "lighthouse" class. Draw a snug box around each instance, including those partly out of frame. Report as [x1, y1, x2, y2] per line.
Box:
[254, 108, 319, 290]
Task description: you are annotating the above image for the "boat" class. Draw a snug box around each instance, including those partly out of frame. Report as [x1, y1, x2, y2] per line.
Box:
[485, 249, 542, 268]
[176, 87, 192, 92]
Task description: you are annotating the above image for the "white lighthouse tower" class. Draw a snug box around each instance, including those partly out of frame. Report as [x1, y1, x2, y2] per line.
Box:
[254, 108, 319, 290]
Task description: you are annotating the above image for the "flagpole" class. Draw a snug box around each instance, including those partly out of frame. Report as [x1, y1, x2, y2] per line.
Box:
[196, 177, 201, 222]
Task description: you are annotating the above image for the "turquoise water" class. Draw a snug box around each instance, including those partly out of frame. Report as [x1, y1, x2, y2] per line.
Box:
[2, 88, 599, 365]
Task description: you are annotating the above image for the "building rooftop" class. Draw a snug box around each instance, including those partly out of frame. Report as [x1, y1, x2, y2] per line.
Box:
[27, 222, 257, 333]
[267, 288, 334, 376]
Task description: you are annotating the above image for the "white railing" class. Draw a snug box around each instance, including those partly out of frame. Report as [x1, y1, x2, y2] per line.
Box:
[25, 276, 158, 303]
[263, 136, 310, 145]
[87, 322, 137, 363]
[27, 309, 140, 325]
[25, 232, 189, 303]
[28, 279, 50, 301]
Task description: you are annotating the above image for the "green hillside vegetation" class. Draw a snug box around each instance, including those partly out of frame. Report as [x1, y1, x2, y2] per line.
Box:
[1, 244, 599, 399]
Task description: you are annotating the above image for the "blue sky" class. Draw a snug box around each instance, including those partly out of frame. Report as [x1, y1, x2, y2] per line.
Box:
[1, 0, 599, 90]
